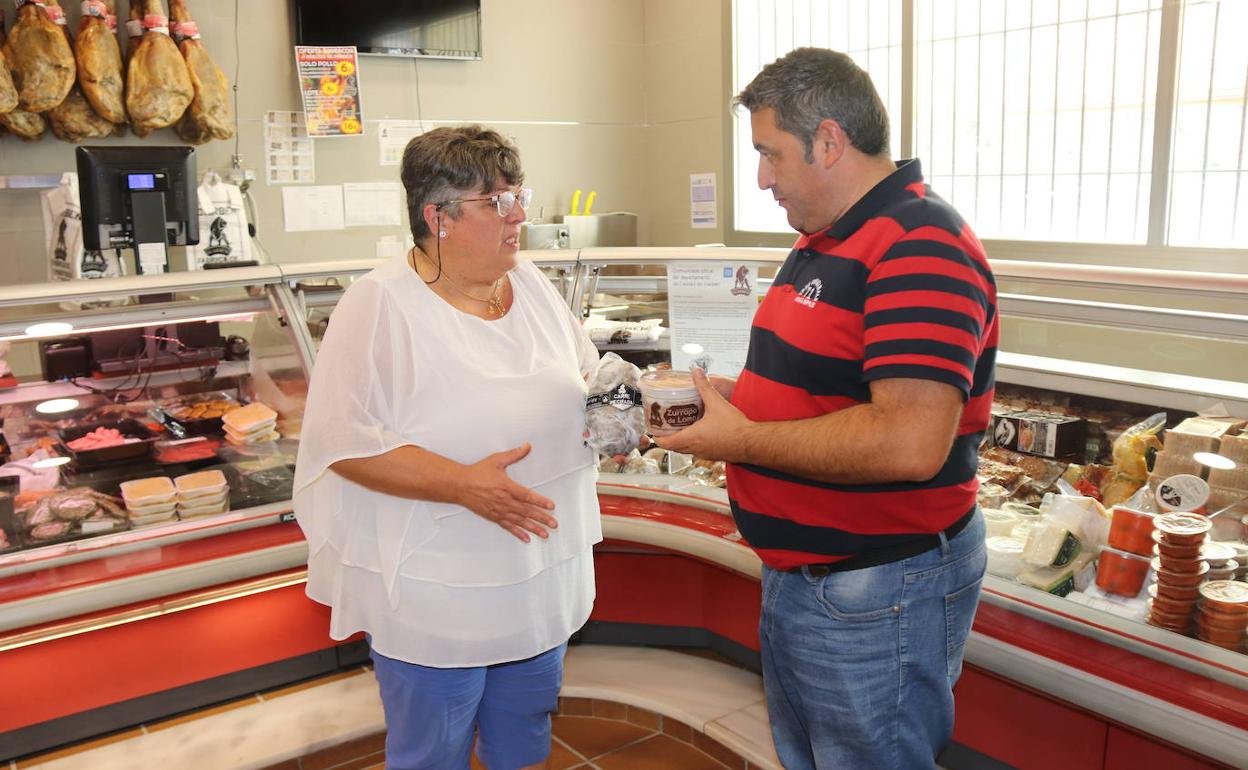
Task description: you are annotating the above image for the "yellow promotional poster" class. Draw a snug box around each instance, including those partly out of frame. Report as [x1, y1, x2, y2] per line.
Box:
[294, 46, 365, 138]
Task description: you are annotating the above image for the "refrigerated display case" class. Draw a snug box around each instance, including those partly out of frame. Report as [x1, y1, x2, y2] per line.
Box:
[1, 250, 1245, 768]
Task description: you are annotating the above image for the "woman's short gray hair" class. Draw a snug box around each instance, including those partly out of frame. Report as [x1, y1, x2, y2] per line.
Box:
[733, 47, 890, 161]
[400, 125, 524, 240]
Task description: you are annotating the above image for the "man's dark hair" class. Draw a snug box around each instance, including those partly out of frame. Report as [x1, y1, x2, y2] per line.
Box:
[400, 125, 524, 240]
[733, 47, 890, 161]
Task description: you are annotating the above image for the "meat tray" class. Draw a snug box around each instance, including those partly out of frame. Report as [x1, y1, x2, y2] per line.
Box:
[59, 420, 158, 467]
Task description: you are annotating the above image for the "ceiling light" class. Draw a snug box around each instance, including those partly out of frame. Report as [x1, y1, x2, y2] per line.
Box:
[23, 322, 74, 337]
[1193, 451, 1236, 470]
[35, 398, 80, 415]
[32, 456, 71, 469]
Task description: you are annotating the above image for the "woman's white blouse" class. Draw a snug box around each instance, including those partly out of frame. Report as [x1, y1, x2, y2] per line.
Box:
[293, 256, 602, 667]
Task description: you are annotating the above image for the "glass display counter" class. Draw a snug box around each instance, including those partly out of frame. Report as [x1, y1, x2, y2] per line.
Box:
[1, 250, 1245, 768]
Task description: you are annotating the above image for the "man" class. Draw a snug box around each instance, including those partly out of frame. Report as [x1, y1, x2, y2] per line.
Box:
[657, 48, 997, 769]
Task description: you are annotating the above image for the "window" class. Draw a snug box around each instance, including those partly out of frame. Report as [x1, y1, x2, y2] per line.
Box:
[732, 0, 903, 233]
[732, 0, 1248, 252]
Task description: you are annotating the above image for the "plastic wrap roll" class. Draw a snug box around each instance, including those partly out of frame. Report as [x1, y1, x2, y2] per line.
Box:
[987, 536, 1027, 579]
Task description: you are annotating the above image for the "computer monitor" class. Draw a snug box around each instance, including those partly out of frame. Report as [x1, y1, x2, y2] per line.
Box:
[76, 146, 199, 275]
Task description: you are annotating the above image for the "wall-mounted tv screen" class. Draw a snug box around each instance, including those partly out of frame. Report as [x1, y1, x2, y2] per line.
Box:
[295, 0, 482, 60]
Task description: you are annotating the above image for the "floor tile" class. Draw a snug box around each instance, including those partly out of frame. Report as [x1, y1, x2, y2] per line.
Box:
[595, 734, 730, 770]
[552, 715, 654, 760]
[549, 738, 587, 770]
[560, 696, 595, 716]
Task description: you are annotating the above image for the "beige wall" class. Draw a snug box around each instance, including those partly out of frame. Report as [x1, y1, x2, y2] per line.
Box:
[641, 0, 728, 247]
[0, 0, 662, 285]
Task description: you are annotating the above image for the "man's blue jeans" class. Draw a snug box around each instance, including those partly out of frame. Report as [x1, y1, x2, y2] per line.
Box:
[759, 509, 986, 770]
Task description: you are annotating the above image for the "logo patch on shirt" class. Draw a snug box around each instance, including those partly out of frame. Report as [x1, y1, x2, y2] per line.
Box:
[795, 278, 822, 308]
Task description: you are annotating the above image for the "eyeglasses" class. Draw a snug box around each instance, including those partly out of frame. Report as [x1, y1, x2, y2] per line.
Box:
[436, 187, 533, 217]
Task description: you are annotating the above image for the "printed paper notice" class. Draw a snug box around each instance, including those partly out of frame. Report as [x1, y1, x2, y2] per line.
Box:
[344, 182, 403, 227]
[690, 172, 717, 229]
[295, 46, 365, 138]
[667, 262, 764, 376]
[264, 111, 315, 184]
[282, 186, 345, 233]
[379, 120, 427, 166]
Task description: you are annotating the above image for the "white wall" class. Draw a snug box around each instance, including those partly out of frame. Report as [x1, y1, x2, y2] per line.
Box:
[0, 0, 656, 285]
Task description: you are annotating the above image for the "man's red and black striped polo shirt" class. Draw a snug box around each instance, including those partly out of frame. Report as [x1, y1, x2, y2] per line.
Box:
[727, 159, 998, 572]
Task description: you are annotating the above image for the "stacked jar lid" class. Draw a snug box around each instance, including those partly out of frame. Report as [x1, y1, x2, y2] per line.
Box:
[1146, 512, 1212, 633]
[1196, 581, 1248, 651]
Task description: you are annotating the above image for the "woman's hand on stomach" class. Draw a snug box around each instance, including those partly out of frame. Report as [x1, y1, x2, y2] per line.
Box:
[455, 443, 558, 543]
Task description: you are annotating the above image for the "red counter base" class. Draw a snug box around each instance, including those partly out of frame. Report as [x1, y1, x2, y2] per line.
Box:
[0, 533, 1239, 767]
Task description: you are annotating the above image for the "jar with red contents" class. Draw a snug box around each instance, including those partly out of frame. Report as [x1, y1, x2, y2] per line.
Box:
[1096, 546, 1151, 596]
[1107, 506, 1155, 556]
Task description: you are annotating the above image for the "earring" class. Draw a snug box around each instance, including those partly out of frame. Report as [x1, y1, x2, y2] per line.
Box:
[439, 230, 447, 238]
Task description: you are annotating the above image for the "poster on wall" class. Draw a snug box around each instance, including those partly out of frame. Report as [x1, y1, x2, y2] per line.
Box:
[294, 46, 365, 138]
[667, 261, 766, 377]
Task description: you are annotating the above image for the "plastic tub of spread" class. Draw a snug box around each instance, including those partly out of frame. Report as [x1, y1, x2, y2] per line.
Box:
[1155, 474, 1210, 514]
[1153, 512, 1213, 546]
[1151, 531, 1205, 560]
[1154, 551, 1205, 574]
[1207, 561, 1239, 582]
[222, 402, 279, 435]
[1195, 619, 1246, 645]
[1096, 547, 1152, 596]
[982, 509, 1019, 538]
[1153, 580, 1202, 602]
[639, 371, 704, 437]
[1150, 558, 1209, 588]
[1147, 584, 1198, 615]
[119, 477, 176, 507]
[175, 470, 228, 500]
[1107, 506, 1155, 556]
[1199, 580, 1248, 615]
[1202, 542, 1237, 569]
[986, 536, 1027, 579]
[1146, 601, 1193, 629]
[125, 497, 177, 516]
[178, 488, 227, 510]
[1197, 604, 1248, 630]
[178, 496, 230, 518]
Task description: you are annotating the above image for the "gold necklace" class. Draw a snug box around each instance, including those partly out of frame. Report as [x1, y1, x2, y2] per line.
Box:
[412, 247, 507, 317]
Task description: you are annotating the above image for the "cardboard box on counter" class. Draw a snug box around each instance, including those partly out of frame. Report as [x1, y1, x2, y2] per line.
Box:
[992, 411, 1087, 461]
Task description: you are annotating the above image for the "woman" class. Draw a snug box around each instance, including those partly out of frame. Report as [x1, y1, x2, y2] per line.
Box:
[294, 126, 602, 770]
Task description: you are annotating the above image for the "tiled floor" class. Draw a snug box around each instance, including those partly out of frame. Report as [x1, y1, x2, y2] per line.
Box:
[548, 715, 734, 769]
[11, 646, 775, 770]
